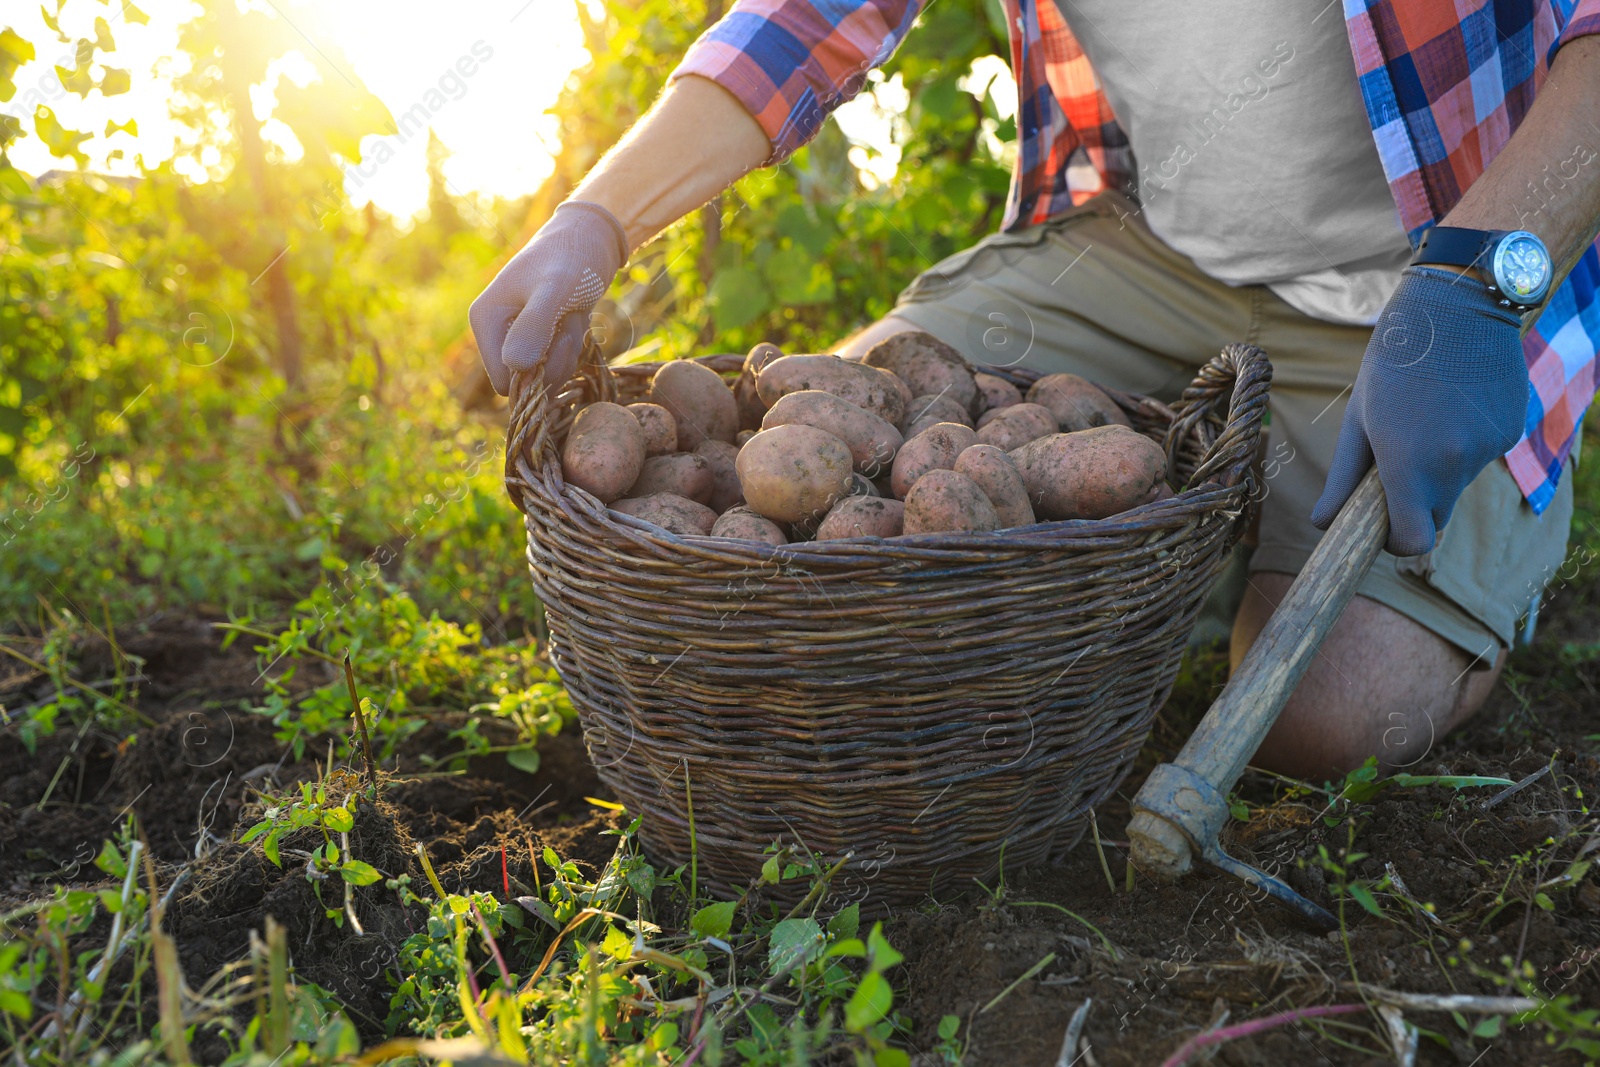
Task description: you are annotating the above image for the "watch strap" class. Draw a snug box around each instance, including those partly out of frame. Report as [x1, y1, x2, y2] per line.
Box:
[1412, 226, 1506, 270]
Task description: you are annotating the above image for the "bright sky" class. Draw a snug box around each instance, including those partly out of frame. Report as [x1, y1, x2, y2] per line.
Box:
[3, 0, 591, 218]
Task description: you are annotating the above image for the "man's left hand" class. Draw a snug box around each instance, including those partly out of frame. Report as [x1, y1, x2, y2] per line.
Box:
[1310, 266, 1530, 556]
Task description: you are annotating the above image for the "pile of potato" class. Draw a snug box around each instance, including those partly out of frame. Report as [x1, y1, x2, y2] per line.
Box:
[559, 332, 1173, 544]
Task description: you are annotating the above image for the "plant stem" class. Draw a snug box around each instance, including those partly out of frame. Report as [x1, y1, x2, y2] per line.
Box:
[1160, 1004, 1366, 1067]
[342, 652, 379, 793]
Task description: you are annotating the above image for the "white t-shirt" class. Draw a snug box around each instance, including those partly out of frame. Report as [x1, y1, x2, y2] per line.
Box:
[1055, 1, 1413, 325]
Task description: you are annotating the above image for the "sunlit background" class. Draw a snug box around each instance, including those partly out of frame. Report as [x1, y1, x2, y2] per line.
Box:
[3, 0, 1012, 219]
[4, 0, 592, 218]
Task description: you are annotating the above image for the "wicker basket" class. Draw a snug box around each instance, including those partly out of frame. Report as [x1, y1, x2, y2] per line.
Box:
[504, 342, 1271, 905]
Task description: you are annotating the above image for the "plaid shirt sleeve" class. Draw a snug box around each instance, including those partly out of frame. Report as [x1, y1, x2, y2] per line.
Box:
[670, 0, 925, 162]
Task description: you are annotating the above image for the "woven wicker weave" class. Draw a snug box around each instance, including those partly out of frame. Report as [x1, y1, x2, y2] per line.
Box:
[504, 342, 1271, 905]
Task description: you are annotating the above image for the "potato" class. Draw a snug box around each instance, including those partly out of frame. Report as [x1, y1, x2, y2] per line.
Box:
[975, 402, 1057, 451]
[905, 393, 973, 429]
[627, 453, 715, 504]
[1009, 424, 1169, 520]
[848, 472, 880, 498]
[1026, 373, 1131, 431]
[694, 439, 744, 512]
[973, 373, 1023, 414]
[735, 424, 854, 523]
[860, 331, 978, 415]
[902, 470, 1001, 534]
[627, 403, 678, 456]
[876, 365, 914, 418]
[710, 506, 788, 545]
[736, 342, 784, 431]
[761, 390, 903, 476]
[736, 429, 756, 446]
[756, 354, 906, 426]
[611, 492, 718, 535]
[814, 496, 905, 540]
[890, 423, 977, 499]
[1149, 482, 1175, 503]
[650, 359, 739, 448]
[955, 445, 1035, 528]
[561, 401, 646, 504]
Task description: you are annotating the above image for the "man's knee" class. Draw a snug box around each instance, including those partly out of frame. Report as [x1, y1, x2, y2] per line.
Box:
[1230, 572, 1503, 780]
[834, 315, 925, 360]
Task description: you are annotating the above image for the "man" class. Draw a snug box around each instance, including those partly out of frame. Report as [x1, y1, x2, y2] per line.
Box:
[471, 1, 1600, 779]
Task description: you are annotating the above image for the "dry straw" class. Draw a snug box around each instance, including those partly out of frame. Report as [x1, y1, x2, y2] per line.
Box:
[505, 343, 1271, 906]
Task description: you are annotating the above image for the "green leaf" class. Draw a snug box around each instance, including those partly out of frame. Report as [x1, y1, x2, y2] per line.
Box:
[873, 1050, 911, 1067]
[844, 970, 893, 1031]
[690, 900, 737, 940]
[1472, 1015, 1503, 1039]
[340, 860, 380, 885]
[263, 832, 282, 868]
[32, 105, 90, 163]
[94, 840, 127, 878]
[1347, 882, 1385, 919]
[98, 67, 129, 96]
[0, 988, 32, 1021]
[601, 923, 633, 960]
[764, 254, 834, 306]
[828, 902, 860, 941]
[1534, 892, 1555, 912]
[767, 917, 823, 973]
[0, 28, 37, 102]
[825, 938, 866, 958]
[240, 820, 272, 844]
[938, 1014, 960, 1042]
[761, 854, 781, 884]
[709, 265, 769, 333]
[505, 746, 541, 774]
[322, 806, 354, 832]
[866, 922, 904, 970]
[1388, 774, 1515, 791]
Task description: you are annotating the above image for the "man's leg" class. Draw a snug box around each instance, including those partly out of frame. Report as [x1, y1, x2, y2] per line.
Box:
[1237, 289, 1574, 782]
[1231, 577, 1504, 780]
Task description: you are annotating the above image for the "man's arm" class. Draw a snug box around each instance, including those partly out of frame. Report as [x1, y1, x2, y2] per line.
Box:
[573, 75, 771, 255]
[1437, 34, 1600, 284]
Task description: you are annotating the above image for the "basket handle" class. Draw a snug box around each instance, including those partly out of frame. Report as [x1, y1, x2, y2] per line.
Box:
[505, 336, 615, 513]
[1163, 342, 1273, 493]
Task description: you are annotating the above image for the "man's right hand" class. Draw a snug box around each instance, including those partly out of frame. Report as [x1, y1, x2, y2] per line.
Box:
[469, 200, 629, 396]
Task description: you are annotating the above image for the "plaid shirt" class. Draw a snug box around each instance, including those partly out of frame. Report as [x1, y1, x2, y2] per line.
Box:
[674, 0, 1600, 513]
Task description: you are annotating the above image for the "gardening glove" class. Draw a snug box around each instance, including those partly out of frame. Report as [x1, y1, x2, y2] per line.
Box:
[1311, 266, 1529, 557]
[469, 200, 629, 396]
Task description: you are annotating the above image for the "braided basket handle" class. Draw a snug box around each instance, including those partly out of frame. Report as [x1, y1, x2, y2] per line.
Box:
[505, 336, 615, 513]
[1163, 342, 1272, 493]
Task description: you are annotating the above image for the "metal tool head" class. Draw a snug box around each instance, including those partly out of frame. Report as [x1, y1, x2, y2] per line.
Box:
[1130, 762, 1336, 931]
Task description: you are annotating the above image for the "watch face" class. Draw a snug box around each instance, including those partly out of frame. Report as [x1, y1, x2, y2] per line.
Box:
[1494, 232, 1552, 304]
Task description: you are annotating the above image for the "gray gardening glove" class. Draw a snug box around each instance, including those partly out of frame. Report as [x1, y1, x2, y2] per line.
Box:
[1311, 267, 1529, 557]
[469, 200, 628, 396]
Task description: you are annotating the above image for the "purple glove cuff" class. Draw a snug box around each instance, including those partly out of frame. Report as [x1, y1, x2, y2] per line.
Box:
[556, 200, 630, 268]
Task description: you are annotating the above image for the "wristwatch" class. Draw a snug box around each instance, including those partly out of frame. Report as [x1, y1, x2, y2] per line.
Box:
[1410, 226, 1554, 311]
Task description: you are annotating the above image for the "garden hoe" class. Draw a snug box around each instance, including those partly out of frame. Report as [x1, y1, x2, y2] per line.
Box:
[1127, 467, 1390, 931]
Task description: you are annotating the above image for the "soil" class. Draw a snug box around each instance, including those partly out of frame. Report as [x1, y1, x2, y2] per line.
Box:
[3, 591, 1598, 1065]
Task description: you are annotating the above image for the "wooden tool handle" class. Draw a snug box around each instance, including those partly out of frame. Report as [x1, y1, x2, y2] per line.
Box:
[1183, 465, 1389, 787]
[1128, 467, 1389, 879]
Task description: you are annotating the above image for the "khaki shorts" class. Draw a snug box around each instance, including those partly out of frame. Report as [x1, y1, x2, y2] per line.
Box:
[891, 190, 1574, 662]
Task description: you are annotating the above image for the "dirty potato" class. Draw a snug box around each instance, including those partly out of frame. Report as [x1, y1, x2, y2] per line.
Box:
[627, 453, 715, 505]
[889, 423, 978, 499]
[1025, 373, 1131, 431]
[611, 492, 718, 535]
[650, 359, 740, 448]
[902, 469, 1001, 534]
[954, 445, 1035, 528]
[755, 354, 906, 426]
[736, 342, 784, 431]
[735, 424, 855, 523]
[694, 439, 744, 512]
[814, 496, 906, 540]
[973, 372, 1023, 415]
[1009, 424, 1169, 520]
[975, 402, 1058, 451]
[627, 402, 678, 456]
[761, 390, 903, 475]
[860, 331, 978, 414]
[560, 401, 645, 504]
[710, 506, 788, 545]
